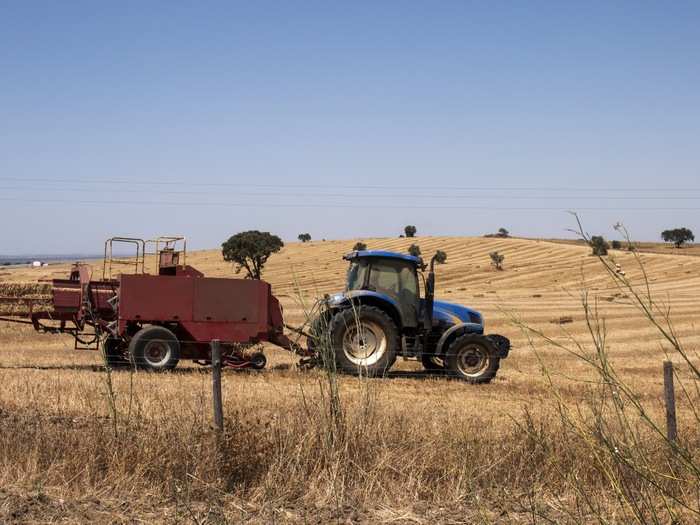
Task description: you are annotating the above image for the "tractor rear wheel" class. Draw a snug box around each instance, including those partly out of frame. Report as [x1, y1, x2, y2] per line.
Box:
[128, 326, 180, 372]
[102, 337, 130, 369]
[445, 333, 500, 383]
[329, 306, 398, 376]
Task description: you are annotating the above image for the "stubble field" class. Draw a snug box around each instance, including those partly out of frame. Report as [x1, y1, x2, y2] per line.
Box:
[1, 236, 698, 523]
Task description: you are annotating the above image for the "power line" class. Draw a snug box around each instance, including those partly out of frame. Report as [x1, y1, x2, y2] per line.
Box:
[2, 185, 700, 200]
[1, 176, 699, 193]
[0, 196, 696, 211]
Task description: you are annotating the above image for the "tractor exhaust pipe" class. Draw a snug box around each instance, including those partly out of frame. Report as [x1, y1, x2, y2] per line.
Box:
[424, 267, 435, 332]
[423, 251, 446, 333]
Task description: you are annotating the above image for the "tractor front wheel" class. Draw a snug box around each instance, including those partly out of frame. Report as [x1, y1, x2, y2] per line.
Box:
[445, 334, 500, 383]
[128, 326, 180, 372]
[329, 306, 398, 377]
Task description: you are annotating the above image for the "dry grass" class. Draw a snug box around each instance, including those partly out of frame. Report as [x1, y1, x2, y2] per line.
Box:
[1, 236, 699, 523]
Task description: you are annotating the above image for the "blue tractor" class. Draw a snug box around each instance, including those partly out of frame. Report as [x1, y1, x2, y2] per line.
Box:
[310, 250, 511, 383]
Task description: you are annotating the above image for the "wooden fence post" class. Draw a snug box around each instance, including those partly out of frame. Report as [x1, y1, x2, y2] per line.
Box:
[663, 361, 677, 442]
[211, 339, 224, 432]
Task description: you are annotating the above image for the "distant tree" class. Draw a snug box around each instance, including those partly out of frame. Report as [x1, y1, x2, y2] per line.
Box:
[404, 225, 417, 238]
[489, 251, 505, 270]
[433, 250, 447, 264]
[484, 228, 510, 238]
[590, 236, 609, 256]
[661, 228, 695, 248]
[353, 242, 367, 251]
[408, 244, 421, 257]
[611, 240, 622, 250]
[221, 230, 283, 280]
[298, 233, 312, 243]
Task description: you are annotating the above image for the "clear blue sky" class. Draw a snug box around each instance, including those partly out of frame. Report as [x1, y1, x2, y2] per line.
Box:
[1, 1, 699, 254]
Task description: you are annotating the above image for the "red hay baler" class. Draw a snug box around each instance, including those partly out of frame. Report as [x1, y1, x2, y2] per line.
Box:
[0, 237, 300, 371]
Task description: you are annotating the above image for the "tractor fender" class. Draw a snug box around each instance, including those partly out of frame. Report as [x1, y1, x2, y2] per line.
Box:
[435, 322, 484, 357]
[328, 291, 403, 330]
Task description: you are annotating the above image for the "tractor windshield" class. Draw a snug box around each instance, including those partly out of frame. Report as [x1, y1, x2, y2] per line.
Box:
[345, 257, 420, 327]
[346, 260, 369, 291]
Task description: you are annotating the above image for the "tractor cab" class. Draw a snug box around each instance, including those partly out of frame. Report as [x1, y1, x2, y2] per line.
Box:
[343, 250, 421, 328]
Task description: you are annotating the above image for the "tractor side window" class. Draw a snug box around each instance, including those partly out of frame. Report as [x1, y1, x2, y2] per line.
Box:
[397, 264, 418, 321]
[346, 261, 368, 291]
[368, 262, 401, 295]
[367, 259, 419, 326]
[399, 266, 418, 297]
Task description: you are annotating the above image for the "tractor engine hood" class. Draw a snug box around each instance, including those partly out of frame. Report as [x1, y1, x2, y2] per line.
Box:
[326, 293, 483, 328]
[432, 300, 483, 326]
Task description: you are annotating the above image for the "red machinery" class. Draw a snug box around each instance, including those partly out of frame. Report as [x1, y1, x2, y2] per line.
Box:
[0, 237, 298, 371]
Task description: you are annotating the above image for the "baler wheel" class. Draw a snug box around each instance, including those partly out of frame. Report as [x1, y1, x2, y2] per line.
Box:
[102, 337, 130, 370]
[128, 326, 180, 372]
[250, 352, 267, 370]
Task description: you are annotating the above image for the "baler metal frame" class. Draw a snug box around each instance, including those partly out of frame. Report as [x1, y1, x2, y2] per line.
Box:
[0, 235, 300, 371]
[103, 236, 187, 279]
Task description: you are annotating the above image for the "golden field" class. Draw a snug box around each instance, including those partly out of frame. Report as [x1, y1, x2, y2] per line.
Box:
[0, 236, 698, 523]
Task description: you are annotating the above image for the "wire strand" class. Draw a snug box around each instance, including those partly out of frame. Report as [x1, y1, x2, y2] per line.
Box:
[3, 185, 700, 200]
[0, 197, 696, 211]
[1, 176, 699, 192]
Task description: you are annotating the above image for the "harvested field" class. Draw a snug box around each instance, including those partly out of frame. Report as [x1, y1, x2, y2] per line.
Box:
[0, 237, 699, 523]
[539, 237, 700, 257]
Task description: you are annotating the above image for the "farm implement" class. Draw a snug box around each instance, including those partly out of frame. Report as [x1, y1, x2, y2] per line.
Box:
[0, 237, 299, 371]
[0, 237, 511, 382]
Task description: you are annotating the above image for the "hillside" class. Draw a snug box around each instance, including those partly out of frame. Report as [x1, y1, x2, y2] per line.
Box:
[3, 235, 699, 378]
[538, 237, 700, 257]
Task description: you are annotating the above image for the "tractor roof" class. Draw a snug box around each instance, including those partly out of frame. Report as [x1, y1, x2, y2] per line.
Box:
[344, 250, 422, 265]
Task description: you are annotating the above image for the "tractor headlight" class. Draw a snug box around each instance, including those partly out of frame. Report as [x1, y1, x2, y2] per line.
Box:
[328, 293, 346, 305]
